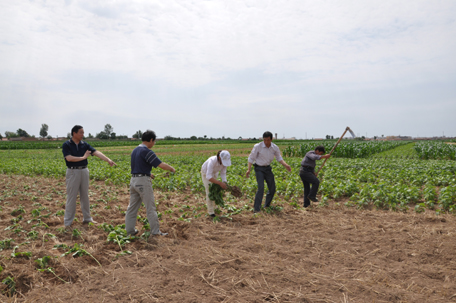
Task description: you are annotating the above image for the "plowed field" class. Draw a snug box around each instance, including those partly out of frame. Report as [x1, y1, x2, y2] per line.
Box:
[1, 174, 455, 302]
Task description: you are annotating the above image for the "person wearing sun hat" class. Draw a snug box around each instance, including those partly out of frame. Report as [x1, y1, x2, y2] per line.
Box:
[201, 150, 232, 217]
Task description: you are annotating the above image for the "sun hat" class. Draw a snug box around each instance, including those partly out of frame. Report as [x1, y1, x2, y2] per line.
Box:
[219, 150, 231, 166]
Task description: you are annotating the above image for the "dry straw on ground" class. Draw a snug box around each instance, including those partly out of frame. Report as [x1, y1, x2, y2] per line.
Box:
[0, 174, 455, 302]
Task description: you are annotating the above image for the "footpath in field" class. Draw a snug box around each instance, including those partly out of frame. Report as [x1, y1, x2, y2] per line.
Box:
[1, 174, 456, 302]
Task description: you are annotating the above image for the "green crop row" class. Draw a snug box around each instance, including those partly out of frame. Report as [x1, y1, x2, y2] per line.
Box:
[282, 140, 411, 158]
[414, 141, 456, 160]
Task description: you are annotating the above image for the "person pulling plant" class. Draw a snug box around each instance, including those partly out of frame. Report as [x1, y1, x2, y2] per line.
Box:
[201, 150, 231, 217]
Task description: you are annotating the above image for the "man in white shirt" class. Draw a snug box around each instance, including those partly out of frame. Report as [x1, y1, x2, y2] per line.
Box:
[201, 150, 231, 217]
[246, 131, 291, 213]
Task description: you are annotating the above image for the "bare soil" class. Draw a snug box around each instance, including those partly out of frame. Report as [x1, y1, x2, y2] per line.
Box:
[1, 174, 455, 302]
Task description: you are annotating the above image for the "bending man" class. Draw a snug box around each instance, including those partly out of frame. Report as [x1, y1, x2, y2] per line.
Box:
[201, 150, 231, 217]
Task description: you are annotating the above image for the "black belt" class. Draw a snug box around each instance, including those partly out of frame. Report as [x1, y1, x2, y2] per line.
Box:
[68, 166, 87, 169]
[132, 174, 149, 177]
[301, 165, 314, 169]
[253, 164, 271, 167]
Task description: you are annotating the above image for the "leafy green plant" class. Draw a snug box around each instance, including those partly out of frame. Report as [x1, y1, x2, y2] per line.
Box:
[42, 233, 56, 243]
[56, 243, 102, 267]
[107, 226, 135, 254]
[10, 205, 25, 216]
[27, 230, 39, 240]
[11, 246, 32, 258]
[209, 183, 225, 207]
[35, 256, 52, 269]
[0, 239, 14, 251]
[54, 210, 65, 216]
[35, 256, 68, 283]
[2, 276, 15, 296]
[72, 228, 83, 240]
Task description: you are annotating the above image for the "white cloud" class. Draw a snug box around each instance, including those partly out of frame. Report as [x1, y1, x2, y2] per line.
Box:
[0, 0, 455, 138]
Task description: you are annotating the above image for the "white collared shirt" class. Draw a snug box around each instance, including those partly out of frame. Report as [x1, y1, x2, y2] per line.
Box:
[248, 142, 283, 166]
[201, 156, 227, 182]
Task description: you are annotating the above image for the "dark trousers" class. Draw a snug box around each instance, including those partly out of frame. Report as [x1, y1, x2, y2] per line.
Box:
[254, 165, 276, 211]
[299, 168, 320, 207]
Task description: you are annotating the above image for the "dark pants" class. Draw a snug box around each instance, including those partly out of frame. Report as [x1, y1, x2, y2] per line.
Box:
[254, 165, 276, 211]
[299, 168, 320, 207]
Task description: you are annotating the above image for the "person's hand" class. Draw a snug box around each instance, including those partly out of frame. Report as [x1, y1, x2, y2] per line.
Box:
[220, 182, 228, 190]
[108, 159, 116, 167]
[246, 170, 250, 178]
[285, 164, 292, 172]
[150, 174, 155, 179]
[170, 167, 176, 173]
[83, 150, 92, 159]
[314, 172, 317, 176]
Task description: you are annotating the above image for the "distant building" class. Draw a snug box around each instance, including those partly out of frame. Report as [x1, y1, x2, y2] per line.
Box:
[386, 136, 412, 140]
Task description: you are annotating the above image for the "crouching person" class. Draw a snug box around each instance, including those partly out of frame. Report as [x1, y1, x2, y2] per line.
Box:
[201, 150, 231, 217]
[126, 130, 175, 236]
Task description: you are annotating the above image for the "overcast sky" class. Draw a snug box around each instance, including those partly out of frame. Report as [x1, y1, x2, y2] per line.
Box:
[1, 0, 455, 139]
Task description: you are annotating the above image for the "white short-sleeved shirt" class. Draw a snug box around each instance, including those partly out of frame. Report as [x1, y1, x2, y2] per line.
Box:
[201, 156, 227, 182]
[248, 141, 283, 166]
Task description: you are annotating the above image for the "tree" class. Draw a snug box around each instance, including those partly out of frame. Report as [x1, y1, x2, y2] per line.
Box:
[96, 131, 109, 139]
[39, 124, 49, 138]
[104, 124, 113, 137]
[5, 131, 18, 138]
[132, 130, 143, 139]
[87, 133, 94, 138]
[110, 132, 116, 140]
[67, 133, 71, 139]
[0, 133, 2, 140]
[190, 136, 197, 140]
[17, 128, 30, 137]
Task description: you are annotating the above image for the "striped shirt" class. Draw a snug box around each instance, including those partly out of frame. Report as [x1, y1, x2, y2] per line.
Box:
[248, 141, 283, 166]
[131, 144, 162, 176]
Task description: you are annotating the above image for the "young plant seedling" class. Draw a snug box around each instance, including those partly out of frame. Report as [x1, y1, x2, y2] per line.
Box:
[35, 256, 68, 283]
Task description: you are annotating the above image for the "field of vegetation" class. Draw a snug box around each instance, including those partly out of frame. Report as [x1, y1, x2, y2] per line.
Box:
[1, 140, 455, 302]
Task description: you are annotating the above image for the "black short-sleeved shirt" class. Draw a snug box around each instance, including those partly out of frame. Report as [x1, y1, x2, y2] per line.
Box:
[62, 139, 96, 168]
[131, 144, 162, 176]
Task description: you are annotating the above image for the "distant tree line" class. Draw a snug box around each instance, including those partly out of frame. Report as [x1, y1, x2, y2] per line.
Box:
[4, 123, 257, 141]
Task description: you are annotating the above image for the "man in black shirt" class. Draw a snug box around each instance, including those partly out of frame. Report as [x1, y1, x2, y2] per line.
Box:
[299, 145, 330, 207]
[125, 130, 175, 237]
[62, 125, 116, 227]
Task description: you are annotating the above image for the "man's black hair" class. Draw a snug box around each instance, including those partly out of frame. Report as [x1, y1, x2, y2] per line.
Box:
[142, 130, 156, 142]
[315, 145, 325, 153]
[71, 125, 83, 136]
[263, 131, 273, 140]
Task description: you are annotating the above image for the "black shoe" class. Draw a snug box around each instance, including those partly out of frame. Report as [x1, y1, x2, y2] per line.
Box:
[128, 229, 139, 236]
[307, 196, 319, 202]
[303, 204, 310, 208]
[210, 214, 216, 217]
